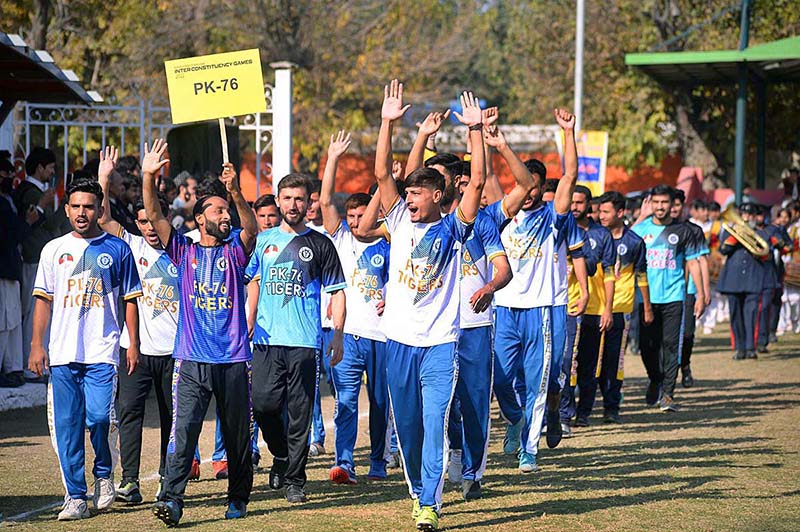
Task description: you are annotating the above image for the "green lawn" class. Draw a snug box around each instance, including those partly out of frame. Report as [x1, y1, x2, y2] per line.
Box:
[2, 325, 799, 531]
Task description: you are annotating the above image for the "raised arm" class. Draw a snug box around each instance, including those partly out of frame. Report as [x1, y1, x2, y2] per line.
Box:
[220, 163, 257, 254]
[453, 91, 484, 222]
[483, 124, 534, 217]
[97, 146, 122, 236]
[320, 130, 352, 234]
[553, 109, 578, 215]
[141, 139, 172, 246]
[375, 79, 410, 212]
[405, 110, 449, 178]
[356, 187, 387, 240]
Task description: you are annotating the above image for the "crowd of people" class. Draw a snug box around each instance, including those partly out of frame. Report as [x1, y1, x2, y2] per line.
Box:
[0, 79, 797, 531]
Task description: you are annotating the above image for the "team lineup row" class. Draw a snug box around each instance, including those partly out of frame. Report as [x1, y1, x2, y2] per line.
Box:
[31, 80, 763, 531]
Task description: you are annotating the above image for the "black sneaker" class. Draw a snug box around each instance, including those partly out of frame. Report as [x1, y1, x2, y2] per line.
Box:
[681, 366, 694, 388]
[462, 479, 482, 501]
[269, 457, 288, 490]
[756, 345, 768, 354]
[573, 416, 589, 427]
[545, 410, 562, 448]
[116, 478, 143, 504]
[152, 500, 182, 527]
[732, 351, 746, 360]
[286, 485, 307, 504]
[603, 411, 621, 423]
[746, 350, 758, 359]
[645, 380, 661, 405]
[252, 452, 261, 469]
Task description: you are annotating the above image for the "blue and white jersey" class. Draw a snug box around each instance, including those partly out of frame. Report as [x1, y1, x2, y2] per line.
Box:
[486, 200, 568, 309]
[116, 228, 179, 356]
[246, 226, 346, 349]
[33, 232, 142, 366]
[633, 217, 703, 304]
[381, 197, 471, 347]
[553, 213, 585, 307]
[460, 209, 506, 329]
[330, 220, 390, 341]
[308, 222, 335, 330]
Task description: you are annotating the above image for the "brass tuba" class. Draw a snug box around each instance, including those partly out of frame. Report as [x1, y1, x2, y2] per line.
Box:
[720, 204, 770, 257]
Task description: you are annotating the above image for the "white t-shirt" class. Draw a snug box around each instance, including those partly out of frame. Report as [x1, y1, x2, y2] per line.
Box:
[487, 201, 568, 309]
[381, 197, 470, 347]
[459, 210, 506, 329]
[330, 221, 390, 341]
[116, 229, 180, 356]
[308, 222, 334, 329]
[33, 233, 142, 366]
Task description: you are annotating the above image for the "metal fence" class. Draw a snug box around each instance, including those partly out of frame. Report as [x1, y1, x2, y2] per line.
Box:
[14, 84, 275, 193]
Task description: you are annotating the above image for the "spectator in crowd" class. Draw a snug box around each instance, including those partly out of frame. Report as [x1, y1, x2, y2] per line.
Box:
[106, 167, 139, 235]
[12, 147, 61, 383]
[117, 154, 141, 178]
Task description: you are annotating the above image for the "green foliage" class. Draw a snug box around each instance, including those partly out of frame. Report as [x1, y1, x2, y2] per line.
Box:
[2, 0, 799, 173]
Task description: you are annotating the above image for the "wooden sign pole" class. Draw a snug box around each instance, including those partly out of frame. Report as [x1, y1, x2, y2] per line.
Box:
[219, 117, 229, 164]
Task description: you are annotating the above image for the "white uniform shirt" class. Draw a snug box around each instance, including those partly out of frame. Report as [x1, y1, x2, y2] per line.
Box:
[488, 201, 568, 309]
[116, 229, 180, 356]
[330, 221, 390, 341]
[33, 233, 142, 366]
[381, 197, 470, 347]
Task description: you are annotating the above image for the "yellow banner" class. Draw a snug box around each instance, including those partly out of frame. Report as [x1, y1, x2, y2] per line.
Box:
[575, 130, 608, 198]
[164, 49, 266, 124]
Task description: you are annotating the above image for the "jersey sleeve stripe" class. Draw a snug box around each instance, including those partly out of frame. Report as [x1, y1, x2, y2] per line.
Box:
[323, 282, 348, 293]
[32, 288, 53, 300]
[568, 242, 584, 251]
[385, 194, 402, 216]
[330, 220, 343, 237]
[456, 207, 475, 224]
[123, 290, 144, 301]
[500, 198, 512, 220]
[487, 250, 506, 261]
[381, 221, 391, 242]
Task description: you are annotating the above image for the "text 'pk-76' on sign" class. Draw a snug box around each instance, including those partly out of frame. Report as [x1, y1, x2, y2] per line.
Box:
[164, 49, 267, 125]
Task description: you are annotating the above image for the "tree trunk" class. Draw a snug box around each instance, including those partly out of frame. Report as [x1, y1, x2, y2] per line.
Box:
[30, 0, 51, 50]
[673, 91, 719, 175]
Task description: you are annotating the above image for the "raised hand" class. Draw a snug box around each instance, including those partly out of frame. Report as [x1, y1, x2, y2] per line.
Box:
[328, 130, 352, 159]
[381, 79, 411, 122]
[391, 160, 403, 180]
[453, 91, 482, 127]
[98, 146, 119, 182]
[482, 124, 508, 149]
[141, 138, 169, 176]
[416, 110, 450, 137]
[219, 162, 240, 194]
[482, 106, 499, 127]
[554, 108, 576, 131]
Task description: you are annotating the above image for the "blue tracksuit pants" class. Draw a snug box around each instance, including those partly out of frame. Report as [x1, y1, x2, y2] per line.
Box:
[49, 363, 117, 500]
[493, 306, 552, 456]
[448, 326, 492, 481]
[331, 335, 390, 476]
[386, 340, 457, 511]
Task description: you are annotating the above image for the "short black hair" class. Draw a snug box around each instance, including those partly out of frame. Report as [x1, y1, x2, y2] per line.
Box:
[709, 201, 721, 212]
[254, 193, 277, 210]
[543, 178, 559, 194]
[574, 184, 592, 201]
[405, 167, 445, 192]
[82, 158, 100, 179]
[650, 184, 675, 200]
[369, 181, 406, 199]
[690, 199, 707, 210]
[523, 159, 546, 181]
[307, 179, 322, 196]
[277, 173, 311, 196]
[66, 178, 103, 205]
[673, 189, 686, 203]
[345, 192, 371, 211]
[598, 191, 625, 211]
[117, 155, 141, 175]
[196, 173, 227, 199]
[0, 150, 13, 173]
[134, 195, 169, 219]
[625, 197, 642, 211]
[425, 153, 462, 180]
[25, 147, 56, 176]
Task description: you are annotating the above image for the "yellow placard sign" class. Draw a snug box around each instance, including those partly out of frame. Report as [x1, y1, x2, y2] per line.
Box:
[164, 49, 266, 124]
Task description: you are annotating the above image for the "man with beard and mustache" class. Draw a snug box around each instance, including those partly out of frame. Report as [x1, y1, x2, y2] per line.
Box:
[97, 146, 179, 505]
[633, 185, 705, 411]
[245, 172, 346, 504]
[143, 139, 259, 525]
[29, 178, 142, 521]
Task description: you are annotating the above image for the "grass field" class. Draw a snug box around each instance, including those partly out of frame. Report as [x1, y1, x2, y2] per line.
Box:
[2, 325, 800, 531]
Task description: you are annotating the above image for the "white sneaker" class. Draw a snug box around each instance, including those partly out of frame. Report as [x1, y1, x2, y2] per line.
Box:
[93, 477, 115, 511]
[58, 497, 90, 520]
[702, 327, 713, 335]
[448, 449, 462, 484]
